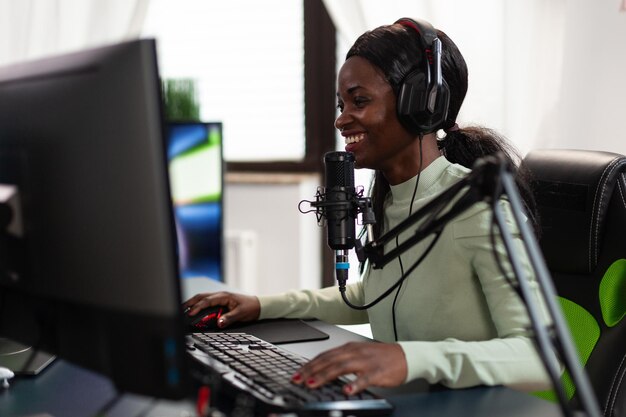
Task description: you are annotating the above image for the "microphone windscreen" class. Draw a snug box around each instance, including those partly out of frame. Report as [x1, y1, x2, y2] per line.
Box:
[322, 151, 356, 250]
[324, 151, 355, 189]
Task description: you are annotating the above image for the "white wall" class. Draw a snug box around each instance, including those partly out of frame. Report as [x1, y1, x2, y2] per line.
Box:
[499, 0, 626, 156]
[535, 1, 626, 154]
[223, 174, 322, 295]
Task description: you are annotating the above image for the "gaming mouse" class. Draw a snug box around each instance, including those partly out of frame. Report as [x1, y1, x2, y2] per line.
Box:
[186, 305, 228, 331]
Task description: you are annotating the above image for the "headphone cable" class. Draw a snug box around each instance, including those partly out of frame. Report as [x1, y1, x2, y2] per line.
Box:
[392, 135, 424, 340]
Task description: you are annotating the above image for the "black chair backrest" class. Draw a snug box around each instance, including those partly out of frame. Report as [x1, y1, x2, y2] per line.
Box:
[522, 149, 626, 417]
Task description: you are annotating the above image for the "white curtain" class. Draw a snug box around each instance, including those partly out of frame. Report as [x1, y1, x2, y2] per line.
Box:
[0, 0, 149, 67]
[323, 0, 626, 156]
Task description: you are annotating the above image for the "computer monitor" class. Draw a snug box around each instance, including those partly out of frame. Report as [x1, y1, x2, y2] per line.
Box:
[0, 39, 189, 399]
[167, 122, 224, 280]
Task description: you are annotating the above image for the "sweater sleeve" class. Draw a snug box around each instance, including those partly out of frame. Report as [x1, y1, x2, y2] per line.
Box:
[257, 282, 369, 325]
[400, 202, 555, 391]
[398, 336, 551, 391]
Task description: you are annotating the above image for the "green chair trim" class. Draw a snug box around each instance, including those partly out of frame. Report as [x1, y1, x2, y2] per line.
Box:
[599, 258, 626, 327]
[534, 297, 600, 402]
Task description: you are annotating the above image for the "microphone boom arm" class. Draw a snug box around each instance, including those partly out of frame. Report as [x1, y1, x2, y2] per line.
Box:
[360, 173, 481, 269]
[357, 154, 601, 417]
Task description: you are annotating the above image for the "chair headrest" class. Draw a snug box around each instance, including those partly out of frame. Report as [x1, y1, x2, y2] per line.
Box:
[522, 149, 626, 274]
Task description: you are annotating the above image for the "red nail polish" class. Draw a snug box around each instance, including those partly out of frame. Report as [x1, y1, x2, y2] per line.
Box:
[306, 378, 316, 386]
[292, 372, 302, 382]
[345, 384, 354, 394]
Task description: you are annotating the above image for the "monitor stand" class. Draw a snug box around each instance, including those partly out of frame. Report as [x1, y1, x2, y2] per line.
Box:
[0, 338, 55, 375]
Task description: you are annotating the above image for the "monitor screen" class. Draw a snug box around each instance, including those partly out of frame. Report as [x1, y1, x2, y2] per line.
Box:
[0, 39, 189, 398]
[167, 122, 223, 281]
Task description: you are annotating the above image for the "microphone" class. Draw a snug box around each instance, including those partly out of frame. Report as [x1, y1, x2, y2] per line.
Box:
[298, 151, 375, 287]
[322, 151, 356, 285]
[323, 151, 357, 251]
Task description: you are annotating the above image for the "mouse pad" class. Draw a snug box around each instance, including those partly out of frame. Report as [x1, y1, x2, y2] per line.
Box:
[219, 319, 329, 344]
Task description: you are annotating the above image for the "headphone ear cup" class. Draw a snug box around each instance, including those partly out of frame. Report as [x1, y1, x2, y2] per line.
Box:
[397, 74, 450, 135]
[394, 17, 451, 135]
[396, 69, 428, 134]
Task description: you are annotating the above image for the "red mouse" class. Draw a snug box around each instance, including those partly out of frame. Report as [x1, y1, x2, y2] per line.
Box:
[186, 305, 228, 331]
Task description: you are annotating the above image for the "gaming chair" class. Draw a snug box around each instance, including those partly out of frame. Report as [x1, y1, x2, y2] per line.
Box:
[522, 149, 626, 417]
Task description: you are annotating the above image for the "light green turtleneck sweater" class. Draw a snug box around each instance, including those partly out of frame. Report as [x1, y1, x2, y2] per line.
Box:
[258, 156, 551, 391]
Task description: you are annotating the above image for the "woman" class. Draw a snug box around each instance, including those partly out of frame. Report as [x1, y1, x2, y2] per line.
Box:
[184, 18, 551, 396]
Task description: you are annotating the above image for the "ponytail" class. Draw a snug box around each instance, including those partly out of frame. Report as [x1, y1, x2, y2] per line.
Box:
[438, 126, 518, 169]
[439, 126, 540, 237]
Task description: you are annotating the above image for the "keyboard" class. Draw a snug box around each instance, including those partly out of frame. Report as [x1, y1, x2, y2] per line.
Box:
[186, 332, 394, 416]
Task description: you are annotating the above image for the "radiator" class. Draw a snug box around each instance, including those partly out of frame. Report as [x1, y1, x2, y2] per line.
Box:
[224, 230, 259, 293]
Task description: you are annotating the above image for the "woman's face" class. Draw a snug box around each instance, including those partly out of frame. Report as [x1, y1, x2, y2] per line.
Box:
[335, 56, 418, 181]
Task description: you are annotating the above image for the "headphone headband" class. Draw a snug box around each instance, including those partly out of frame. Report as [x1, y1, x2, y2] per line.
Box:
[394, 18, 437, 53]
[394, 17, 450, 134]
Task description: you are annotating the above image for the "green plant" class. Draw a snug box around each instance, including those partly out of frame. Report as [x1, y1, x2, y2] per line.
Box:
[162, 78, 201, 121]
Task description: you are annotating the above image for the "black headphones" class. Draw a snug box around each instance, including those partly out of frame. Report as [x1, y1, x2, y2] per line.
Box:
[394, 18, 450, 135]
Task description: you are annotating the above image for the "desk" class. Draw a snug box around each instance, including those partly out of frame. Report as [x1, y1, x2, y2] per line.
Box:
[0, 278, 567, 417]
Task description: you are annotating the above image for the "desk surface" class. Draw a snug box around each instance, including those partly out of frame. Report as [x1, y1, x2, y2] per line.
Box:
[0, 277, 567, 417]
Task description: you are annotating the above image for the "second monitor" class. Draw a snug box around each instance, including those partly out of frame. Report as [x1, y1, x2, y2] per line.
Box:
[167, 122, 224, 281]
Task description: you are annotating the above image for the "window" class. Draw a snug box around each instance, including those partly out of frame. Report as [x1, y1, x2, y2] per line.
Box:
[142, 0, 334, 168]
[144, 1, 337, 285]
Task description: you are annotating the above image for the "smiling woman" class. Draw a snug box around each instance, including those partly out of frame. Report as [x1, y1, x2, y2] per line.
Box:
[183, 16, 554, 396]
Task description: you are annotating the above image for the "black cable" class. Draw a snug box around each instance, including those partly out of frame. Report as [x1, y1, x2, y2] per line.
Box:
[487, 192, 532, 337]
[481, 164, 522, 297]
[339, 231, 442, 310]
[488, 206, 523, 299]
[390, 247, 404, 341]
[391, 136, 424, 340]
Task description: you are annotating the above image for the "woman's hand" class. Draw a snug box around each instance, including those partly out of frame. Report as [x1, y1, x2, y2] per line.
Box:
[183, 292, 260, 328]
[292, 342, 408, 395]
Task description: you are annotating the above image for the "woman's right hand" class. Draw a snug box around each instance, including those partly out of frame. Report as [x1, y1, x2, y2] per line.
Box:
[183, 292, 261, 328]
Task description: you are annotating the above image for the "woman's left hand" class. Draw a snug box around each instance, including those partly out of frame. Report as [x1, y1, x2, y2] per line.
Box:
[291, 342, 407, 395]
